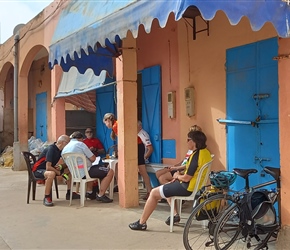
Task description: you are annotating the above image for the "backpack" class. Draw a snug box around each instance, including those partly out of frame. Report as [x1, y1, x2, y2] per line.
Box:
[240, 190, 277, 237]
[32, 156, 46, 172]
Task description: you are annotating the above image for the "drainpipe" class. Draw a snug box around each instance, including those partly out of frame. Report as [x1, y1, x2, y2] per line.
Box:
[13, 34, 19, 142]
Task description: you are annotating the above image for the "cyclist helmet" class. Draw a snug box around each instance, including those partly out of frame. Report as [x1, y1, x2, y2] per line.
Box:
[209, 171, 237, 188]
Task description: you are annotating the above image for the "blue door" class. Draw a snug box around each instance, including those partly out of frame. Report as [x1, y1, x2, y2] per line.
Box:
[96, 84, 116, 152]
[36, 92, 47, 142]
[141, 65, 162, 163]
[226, 37, 279, 190]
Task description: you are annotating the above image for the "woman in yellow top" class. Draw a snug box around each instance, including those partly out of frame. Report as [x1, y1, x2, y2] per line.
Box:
[156, 125, 203, 186]
[129, 130, 212, 231]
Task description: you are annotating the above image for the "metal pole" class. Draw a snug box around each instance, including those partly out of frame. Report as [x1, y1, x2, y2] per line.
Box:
[14, 34, 19, 142]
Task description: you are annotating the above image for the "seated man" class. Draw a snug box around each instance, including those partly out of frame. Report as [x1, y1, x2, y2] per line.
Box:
[62, 131, 114, 203]
[33, 135, 80, 207]
[83, 127, 105, 156]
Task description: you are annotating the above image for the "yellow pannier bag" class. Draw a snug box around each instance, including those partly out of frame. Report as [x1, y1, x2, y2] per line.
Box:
[195, 186, 222, 221]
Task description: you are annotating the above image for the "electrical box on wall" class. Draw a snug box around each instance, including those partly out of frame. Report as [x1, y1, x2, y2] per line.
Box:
[185, 87, 195, 117]
[167, 91, 176, 119]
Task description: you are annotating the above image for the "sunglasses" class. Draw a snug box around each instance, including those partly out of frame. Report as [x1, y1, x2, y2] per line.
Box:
[85, 131, 93, 134]
[187, 138, 192, 142]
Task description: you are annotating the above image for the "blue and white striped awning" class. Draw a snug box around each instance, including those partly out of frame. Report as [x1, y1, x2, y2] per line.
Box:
[49, 0, 290, 75]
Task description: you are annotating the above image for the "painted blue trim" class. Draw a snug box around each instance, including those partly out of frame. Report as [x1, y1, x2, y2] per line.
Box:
[162, 139, 176, 159]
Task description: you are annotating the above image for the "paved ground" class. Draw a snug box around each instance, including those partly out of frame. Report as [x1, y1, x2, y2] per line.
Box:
[0, 167, 193, 250]
[0, 167, 278, 250]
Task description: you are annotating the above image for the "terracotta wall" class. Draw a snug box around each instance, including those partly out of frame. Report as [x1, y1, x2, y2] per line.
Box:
[137, 11, 277, 171]
[137, 14, 181, 163]
[15, 0, 64, 145]
[0, 0, 64, 161]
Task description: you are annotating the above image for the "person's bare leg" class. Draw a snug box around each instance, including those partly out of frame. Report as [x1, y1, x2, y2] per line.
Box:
[115, 163, 118, 184]
[138, 165, 152, 193]
[166, 197, 178, 215]
[99, 169, 114, 196]
[155, 168, 169, 179]
[86, 181, 93, 192]
[139, 187, 162, 224]
[44, 171, 55, 196]
[65, 169, 72, 191]
[158, 172, 173, 185]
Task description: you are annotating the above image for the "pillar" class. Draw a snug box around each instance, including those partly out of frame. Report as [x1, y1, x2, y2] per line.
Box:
[51, 65, 66, 140]
[275, 38, 290, 249]
[13, 75, 28, 170]
[116, 32, 139, 208]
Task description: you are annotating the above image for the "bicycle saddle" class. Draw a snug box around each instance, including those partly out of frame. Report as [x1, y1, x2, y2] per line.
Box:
[264, 167, 280, 181]
[233, 168, 257, 179]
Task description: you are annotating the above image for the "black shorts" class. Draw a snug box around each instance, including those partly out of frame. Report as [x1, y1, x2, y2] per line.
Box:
[34, 169, 46, 179]
[138, 143, 145, 165]
[88, 165, 109, 180]
[170, 170, 178, 176]
[160, 181, 192, 198]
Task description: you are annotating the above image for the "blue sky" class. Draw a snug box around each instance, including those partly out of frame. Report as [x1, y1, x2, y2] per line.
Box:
[0, 0, 53, 43]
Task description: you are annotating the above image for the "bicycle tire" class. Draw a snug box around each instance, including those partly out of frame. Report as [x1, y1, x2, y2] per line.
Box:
[214, 203, 274, 250]
[213, 203, 241, 250]
[183, 193, 233, 250]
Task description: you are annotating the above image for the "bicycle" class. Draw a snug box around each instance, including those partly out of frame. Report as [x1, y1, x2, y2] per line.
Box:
[182, 167, 280, 250]
[213, 166, 280, 250]
[182, 169, 241, 249]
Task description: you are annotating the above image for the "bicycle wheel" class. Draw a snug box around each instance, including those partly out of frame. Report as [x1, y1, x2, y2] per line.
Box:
[213, 203, 242, 250]
[214, 203, 274, 250]
[183, 194, 233, 250]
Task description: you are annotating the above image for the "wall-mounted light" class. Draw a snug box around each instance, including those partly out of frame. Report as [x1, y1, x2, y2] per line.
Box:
[282, 0, 290, 5]
[38, 80, 42, 88]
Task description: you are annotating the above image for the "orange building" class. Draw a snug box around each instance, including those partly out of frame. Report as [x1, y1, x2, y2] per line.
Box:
[1, 0, 290, 246]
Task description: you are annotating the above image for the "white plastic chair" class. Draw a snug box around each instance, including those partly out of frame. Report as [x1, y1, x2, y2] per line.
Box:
[169, 159, 213, 232]
[62, 153, 98, 207]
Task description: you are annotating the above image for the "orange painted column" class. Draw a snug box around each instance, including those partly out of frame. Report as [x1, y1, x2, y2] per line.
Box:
[276, 38, 290, 248]
[116, 32, 139, 208]
[51, 65, 66, 140]
[12, 75, 29, 171]
[278, 39, 290, 226]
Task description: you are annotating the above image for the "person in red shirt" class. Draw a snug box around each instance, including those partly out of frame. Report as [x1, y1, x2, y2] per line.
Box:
[82, 127, 106, 196]
[103, 113, 118, 140]
[103, 113, 119, 192]
[83, 127, 105, 156]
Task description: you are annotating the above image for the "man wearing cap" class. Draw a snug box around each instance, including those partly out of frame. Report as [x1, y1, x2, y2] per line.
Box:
[62, 131, 114, 203]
